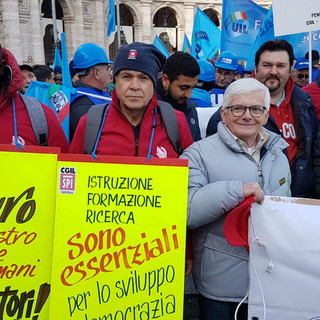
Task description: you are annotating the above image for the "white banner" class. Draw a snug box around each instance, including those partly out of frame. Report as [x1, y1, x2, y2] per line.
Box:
[248, 196, 320, 320]
[273, 0, 320, 36]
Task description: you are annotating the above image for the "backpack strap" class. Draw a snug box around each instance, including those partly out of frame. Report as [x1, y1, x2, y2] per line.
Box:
[84, 103, 109, 154]
[158, 100, 183, 155]
[83, 101, 183, 156]
[19, 93, 48, 146]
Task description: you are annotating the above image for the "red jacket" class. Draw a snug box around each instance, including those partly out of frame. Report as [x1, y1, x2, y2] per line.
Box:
[0, 48, 68, 152]
[303, 80, 320, 121]
[69, 90, 194, 260]
[69, 90, 193, 157]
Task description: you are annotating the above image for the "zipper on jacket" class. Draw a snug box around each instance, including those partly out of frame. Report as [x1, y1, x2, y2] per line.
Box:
[257, 163, 263, 177]
[135, 136, 139, 156]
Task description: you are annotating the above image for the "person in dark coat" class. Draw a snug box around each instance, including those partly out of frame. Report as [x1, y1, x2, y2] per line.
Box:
[206, 40, 319, 198]
[156, 51, 201, 141]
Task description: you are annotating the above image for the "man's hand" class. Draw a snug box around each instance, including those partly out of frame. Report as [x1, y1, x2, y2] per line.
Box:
[185, 259, 193, 276]
[243, 182, 264, 204]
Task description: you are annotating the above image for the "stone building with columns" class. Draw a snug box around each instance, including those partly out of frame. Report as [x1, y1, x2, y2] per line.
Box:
[0, 0, 271, 64]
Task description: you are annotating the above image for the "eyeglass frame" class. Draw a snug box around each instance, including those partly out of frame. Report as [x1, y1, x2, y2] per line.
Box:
[215, 68, 236, 79]
[224, 105, 267, 118]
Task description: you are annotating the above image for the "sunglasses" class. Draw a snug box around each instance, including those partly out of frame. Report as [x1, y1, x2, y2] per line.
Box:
[297, 74, 309, 79]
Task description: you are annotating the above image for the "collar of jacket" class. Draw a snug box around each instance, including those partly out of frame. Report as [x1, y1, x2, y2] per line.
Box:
[155, 78, 187, 112]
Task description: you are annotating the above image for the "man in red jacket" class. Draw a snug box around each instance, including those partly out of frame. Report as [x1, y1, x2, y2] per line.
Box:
[69, 42, 195, 317]
[69, 41, 194, 267]
[70, 42, 193, 158]
[0, 45, 68, 152]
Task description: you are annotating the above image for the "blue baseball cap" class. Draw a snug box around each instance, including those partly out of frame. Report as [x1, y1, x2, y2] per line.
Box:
[294, 58, 309, 70]
[214, 51, 238, 71]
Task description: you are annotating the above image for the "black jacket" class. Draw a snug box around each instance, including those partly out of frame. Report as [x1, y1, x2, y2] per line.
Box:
[156, 78, 201, 142]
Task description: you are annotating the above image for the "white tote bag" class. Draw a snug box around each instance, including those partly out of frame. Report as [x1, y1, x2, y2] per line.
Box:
[248, 196, 320, 320]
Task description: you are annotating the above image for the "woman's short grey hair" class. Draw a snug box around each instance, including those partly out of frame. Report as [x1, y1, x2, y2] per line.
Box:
[222, 78, 270, 110]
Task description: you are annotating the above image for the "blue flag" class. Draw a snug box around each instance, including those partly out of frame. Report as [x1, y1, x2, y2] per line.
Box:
[107, 0, 116, 36]
[152, 36, 170, 58]
[221, 0, 267, 61]
[53, 46, 62, 69]
[191, 7, 221, 60]
[61, 33, 72, 89]
[293, 31, 320, 59]
[246, 6, 304, 71]
[182, 33, 191, 53]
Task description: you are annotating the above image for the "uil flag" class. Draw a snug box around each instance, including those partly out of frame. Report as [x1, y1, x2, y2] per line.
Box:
[221, 0, 267, 61]
[246, 6, 304, 71]
[107, 0, 116, 36]
[191, 7, 221, 60]
[182, 33, 191, 53]
[152, 36, 170, 58]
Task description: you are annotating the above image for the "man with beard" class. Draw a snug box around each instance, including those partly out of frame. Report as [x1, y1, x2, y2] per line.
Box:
[156, 51, 201, 141]
[206, 39, 319, 198]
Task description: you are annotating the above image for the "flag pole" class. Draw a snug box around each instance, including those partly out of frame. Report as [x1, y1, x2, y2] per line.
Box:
[116, 0, 121, 49]
[308, 31, 312, 84]
[51, 0, 58, 45]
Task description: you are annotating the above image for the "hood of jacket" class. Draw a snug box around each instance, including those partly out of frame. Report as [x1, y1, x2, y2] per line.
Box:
[0, 48, 22, 109]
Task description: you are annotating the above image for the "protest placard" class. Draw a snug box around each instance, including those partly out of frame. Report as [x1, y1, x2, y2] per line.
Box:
[0, 148, 58, 320]
[49, 154, 189, 320]
[248, 196, 320, 319]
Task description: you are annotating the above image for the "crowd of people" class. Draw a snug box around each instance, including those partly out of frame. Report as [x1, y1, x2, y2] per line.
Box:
[1, 39, 320, 320]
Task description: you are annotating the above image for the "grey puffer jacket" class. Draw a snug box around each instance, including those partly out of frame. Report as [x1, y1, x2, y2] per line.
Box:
[180, 122, 291, 302]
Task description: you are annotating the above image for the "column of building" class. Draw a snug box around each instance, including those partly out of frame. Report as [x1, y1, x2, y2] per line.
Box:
[2, 0, 22, 61]
[183, 3, 195, 40]
[74, 0, 85, 47]
[140, 0, 152, 43]
[92, 0, 106, 48]
[29, 0, 45, 64]
[62, 0, 84, 60]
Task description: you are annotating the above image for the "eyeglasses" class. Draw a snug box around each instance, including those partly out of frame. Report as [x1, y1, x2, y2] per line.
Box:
[215, 69, 235, 79]
[225, 105, 267, 118]
[296, 74, 309, 79]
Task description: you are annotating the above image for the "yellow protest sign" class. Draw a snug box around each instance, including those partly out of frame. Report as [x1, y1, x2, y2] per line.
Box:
[0, 148, 58, 320]
[50, 155, 189, 320]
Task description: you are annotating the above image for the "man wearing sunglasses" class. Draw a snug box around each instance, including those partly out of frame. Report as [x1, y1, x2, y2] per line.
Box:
[206, 39, 319, 199]
[292, 58, 309, 88]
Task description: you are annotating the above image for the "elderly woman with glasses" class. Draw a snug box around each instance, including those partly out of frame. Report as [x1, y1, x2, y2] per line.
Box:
[180, 77, 291, 320]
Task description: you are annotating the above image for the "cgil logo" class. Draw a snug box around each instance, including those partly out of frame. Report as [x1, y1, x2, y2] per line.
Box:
[60, 167, 76, 174]
[59, 167, 76, 194]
